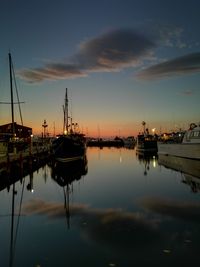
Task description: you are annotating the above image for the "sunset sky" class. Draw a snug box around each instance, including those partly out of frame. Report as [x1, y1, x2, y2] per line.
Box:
[0, 0, 200, 137]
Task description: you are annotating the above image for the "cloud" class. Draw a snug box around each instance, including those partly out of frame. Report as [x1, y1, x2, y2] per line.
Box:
[181, 90, 193, 96]
[136, 52, 200, 80]
[155, 25, 186, 48]
[22, 198, 200, 262]
[18, 63, 87, 83]
[18, 29, 155, 83]
[139, 196, 200, 222]
[22, 199, 160, 248]
[75, 29, 155, 71]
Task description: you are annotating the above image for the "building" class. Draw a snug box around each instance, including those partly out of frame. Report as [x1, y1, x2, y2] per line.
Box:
[0, 122, 32, 139]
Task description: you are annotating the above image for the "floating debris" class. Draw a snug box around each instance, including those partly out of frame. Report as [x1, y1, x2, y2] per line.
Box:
[163, 249, 171, 254]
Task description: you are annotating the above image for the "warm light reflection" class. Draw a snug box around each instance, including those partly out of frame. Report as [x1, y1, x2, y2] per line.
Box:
[152, 156, 157, 168]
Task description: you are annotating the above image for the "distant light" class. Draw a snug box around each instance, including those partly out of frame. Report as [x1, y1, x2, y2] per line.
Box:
[31, 189, 34, 193]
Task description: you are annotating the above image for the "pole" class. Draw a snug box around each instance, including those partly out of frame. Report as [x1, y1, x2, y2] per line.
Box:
[9, 52, 15, 136]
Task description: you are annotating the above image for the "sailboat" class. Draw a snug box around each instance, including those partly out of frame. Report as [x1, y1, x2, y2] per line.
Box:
[0, 52, 32, 157]
[52, 88, 86, 163]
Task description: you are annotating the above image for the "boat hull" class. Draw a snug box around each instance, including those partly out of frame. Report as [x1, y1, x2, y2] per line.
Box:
[136, 140, 158, 153]
[52, 135, 86, 163]
[157, 142, 200, 160]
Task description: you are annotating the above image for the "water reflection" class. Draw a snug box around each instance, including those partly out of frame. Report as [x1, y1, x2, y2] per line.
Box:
[1, 148, 200, 266]
[50, 156, 88, 227]
[0, 157, 49, 192]
[0, 159, 49, 267]
[158, 154, 200, 193]
[182, 174, 200, 193]
[136, 151, 158, 176]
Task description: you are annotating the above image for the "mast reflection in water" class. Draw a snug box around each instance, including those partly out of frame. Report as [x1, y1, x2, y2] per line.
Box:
[50, 156, 88, 228]
[0, 147, 200, 267]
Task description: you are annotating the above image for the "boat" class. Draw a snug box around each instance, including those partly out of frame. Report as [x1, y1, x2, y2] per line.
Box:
[136, 121, 158, 153]
[157, 123, 200, 160]
[52, 88, 86, 163]
[123, 136, 135, 148]
[87, 136, 124, 148]
[0, 53, 32, 157]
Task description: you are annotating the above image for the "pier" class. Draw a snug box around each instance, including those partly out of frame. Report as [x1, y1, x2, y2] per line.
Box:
[0, 140, 52, 191]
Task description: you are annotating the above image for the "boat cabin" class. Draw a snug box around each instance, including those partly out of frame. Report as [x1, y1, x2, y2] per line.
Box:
[182, 125, 200, 144]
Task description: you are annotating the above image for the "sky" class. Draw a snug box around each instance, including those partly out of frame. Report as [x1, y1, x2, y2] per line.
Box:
[0, 0, 200, 137]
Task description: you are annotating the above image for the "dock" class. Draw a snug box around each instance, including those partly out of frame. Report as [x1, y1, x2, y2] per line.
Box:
[0, 141, 52, 191]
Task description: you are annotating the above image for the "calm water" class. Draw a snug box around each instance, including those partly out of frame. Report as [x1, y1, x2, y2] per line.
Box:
[0, 147, 200, 267]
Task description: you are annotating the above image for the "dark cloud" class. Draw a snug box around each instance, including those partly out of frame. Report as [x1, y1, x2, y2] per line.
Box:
[22, 199, 160, 249]
[75, 29, 155, 71]
[136, 52, 200, 80]
[18, 63, 87, 83]
[18, 29, 155, 83]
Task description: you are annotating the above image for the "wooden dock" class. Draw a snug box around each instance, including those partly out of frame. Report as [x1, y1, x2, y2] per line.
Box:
[0, 144, 51, 166]
[0, 143, 52, 191]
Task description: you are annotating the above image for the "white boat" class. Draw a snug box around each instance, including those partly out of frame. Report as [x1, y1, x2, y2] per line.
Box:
[158, 123, 200, 160]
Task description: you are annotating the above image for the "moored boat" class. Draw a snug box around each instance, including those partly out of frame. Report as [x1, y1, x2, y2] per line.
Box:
[0, 53, 32, 157]
[52, 88, 86, 163]
[158, 123, 200, 160]
[136, 121, 157, 153]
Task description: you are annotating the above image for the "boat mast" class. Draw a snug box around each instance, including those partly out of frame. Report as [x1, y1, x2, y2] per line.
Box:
[63, 88, 68, 135]
[9, 52, 15, 136]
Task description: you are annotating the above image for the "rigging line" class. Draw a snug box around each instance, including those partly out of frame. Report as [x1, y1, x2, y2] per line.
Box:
[13, 176, 26, 255]
[9, 183, 16, 267]
[63, 185, 70, 229]
[0, 102, 25, 104]
[11, 57, 23, 126]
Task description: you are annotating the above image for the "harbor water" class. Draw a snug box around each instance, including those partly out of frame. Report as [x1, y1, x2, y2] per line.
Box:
[0, 147, 200, 267]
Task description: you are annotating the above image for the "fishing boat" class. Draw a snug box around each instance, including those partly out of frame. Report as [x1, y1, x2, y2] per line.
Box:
[136, 121, 158, 154]
[52, 88, 86, 163]
[157, 123, 200, 160]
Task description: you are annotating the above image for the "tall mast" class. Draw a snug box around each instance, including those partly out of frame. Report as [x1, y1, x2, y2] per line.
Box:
[9, 52, 15, 136]
[64, 88, 68, 135]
